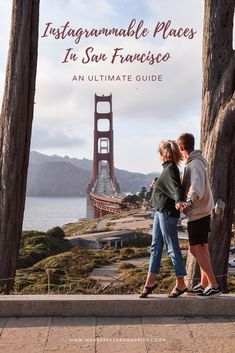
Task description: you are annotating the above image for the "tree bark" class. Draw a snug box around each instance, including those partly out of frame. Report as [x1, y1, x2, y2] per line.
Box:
[0, 0, 40, 293]
[186, 0, 235, 291]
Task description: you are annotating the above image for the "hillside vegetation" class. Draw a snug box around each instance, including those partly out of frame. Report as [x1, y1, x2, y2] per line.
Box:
[27, 151, 158, 196]
[14, 217, 235, 294]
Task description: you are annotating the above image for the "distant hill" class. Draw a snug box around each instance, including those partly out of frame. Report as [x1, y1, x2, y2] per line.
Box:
[27, 151, 159, 196]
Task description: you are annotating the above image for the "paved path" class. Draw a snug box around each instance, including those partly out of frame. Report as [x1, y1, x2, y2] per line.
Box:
[90, 256, 149, 287]
[0, 316, 234, 352]
[90, 254, 235, 287]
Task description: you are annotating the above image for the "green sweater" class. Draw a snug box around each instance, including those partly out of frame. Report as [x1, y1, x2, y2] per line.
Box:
[151, 161, 182, 218]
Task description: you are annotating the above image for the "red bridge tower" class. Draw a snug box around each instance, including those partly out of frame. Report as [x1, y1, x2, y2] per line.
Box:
[93, 94, 115, 184]
[86, 94, 121, 219]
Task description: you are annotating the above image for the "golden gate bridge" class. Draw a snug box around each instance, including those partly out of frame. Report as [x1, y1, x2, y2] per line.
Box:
[86, 94, 132, 219]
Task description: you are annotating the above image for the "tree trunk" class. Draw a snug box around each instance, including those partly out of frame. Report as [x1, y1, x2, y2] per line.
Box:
[187, 0, 235, 292]
[0, 0, 40, 293]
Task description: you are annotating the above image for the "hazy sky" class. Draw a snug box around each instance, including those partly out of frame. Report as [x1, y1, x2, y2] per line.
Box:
[0, 0, 206, 173]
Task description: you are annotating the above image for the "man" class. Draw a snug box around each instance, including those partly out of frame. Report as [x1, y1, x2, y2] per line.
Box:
[177, 133, 221, 297]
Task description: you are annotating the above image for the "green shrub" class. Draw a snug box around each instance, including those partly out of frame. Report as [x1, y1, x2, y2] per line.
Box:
[47, 227, 65, 239]
[18, 230, 72, 269]
[91, 258, 111, 267]
[124, 232, 151, 247]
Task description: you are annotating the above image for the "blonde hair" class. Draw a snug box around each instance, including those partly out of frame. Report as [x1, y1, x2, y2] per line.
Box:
[158, 140, 183, 166]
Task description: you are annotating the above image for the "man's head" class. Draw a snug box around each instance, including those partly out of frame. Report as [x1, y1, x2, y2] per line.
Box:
[177, 133, 195, 159]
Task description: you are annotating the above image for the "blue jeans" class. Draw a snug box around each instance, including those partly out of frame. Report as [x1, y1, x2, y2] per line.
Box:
[148, 210, 186, 277]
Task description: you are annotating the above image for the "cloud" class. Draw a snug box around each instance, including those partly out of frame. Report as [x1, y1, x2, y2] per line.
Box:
[31, 125, 86, 150]
[145, 0, 204, 23]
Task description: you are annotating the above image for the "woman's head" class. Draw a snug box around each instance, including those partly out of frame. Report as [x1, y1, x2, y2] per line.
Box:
[158, 140, 183, 166]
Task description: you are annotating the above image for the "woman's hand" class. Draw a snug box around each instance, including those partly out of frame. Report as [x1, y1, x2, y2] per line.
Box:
[175, 201, 188, 210]
[175, 202, 182, 210]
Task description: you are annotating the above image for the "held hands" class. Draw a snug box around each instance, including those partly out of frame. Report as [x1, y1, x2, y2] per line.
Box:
[175, 201, 192, 211]
[175, 201, 184, 210]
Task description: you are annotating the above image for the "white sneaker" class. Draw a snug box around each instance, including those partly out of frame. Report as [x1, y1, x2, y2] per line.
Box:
[197, 285, 222, 298]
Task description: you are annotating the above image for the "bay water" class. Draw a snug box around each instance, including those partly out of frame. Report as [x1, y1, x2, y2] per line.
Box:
[23, 196, 87, 231]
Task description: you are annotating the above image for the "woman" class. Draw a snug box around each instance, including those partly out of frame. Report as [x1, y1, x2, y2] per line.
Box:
[139, 140, 187, 298]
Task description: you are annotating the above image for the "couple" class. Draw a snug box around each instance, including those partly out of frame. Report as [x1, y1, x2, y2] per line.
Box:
[140, 133, 222, 299]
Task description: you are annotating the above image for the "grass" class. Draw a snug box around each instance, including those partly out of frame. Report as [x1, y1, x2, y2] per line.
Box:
[97, 256, 178, 295]
[227, 274, 235, 293]
[15, 247, 102, 294]
[15, 241, 150, 294]
[62, 211, 150, 237]
[62, 220, 99, 236]
[13, 215, 235, 294]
